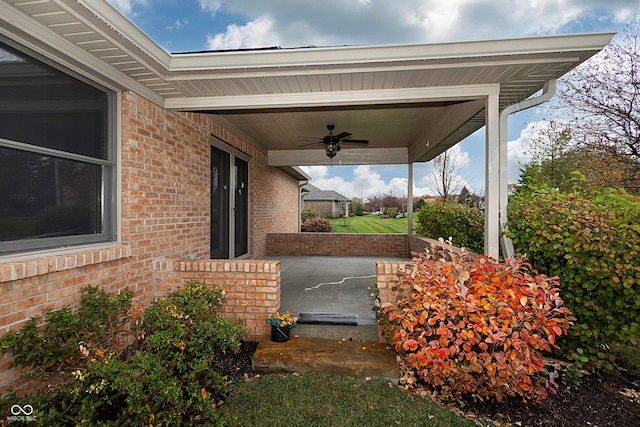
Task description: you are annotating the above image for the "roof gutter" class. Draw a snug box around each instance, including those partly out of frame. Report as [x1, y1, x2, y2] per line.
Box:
[499, 79, 556, 259]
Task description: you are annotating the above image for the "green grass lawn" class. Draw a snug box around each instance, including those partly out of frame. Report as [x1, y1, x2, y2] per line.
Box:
[329, 214, 417, 233]
[225, 373, 483, 427]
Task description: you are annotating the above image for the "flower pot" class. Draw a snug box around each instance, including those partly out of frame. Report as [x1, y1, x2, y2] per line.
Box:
[271, 325, 290, 342]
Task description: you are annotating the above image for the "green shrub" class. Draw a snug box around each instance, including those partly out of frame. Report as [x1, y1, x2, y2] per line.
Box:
[611, 341, 640, 376]
[142, 280, 243, 355]
[416, 202, 484, 253]
[507, 186, 640, 368]
[0, 281, 243, 426]
[301, 217, 332, 232]
[384, 207, 399, 217]
[301, 207, 318, 222]
[0, 286, 131, 375]
[380, 244, 574, 403]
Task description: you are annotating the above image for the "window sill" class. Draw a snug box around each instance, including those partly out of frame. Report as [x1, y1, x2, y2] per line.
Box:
[0, 244, 132, 283]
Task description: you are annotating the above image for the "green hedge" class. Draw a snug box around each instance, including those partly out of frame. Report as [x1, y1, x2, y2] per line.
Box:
[507, 187, 640, 366]
[416, 202, 484, 254]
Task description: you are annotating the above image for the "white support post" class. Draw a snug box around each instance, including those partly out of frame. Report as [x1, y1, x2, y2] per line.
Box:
[408, 162, 414, 235]
[485, 94, 500, 259]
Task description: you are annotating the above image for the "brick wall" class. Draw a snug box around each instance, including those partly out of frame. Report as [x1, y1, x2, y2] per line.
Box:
[304, 200, 334, 218]
[251, 163, 301, 257]
[267, 233, 411, 257]
[0, 246, 132, 389]
[154, 259, 281, 338]
[375, 260, 410, 340]
[0, 91, 301, 393]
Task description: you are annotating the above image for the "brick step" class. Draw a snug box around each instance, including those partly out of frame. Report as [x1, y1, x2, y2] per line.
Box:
[251, 336, 399, 382]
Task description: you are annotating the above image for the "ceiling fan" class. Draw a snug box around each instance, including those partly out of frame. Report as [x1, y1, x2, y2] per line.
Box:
[302, 124, 369, 158]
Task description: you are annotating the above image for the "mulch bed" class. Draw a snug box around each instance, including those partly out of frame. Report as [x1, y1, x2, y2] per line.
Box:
[459, 370, 640, 426]
[212, 340, 258, 378]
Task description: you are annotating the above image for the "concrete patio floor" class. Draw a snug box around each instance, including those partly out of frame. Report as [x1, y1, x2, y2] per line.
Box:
[264, 255, 407, 342]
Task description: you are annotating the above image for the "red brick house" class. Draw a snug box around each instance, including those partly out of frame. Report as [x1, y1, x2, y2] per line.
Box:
[0, 0, 612, 392]
[303, 184, 351, 218]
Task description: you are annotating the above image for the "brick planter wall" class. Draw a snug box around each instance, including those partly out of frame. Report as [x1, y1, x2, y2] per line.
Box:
[375, 260, 410, 341]
[154, 259, 281, 339]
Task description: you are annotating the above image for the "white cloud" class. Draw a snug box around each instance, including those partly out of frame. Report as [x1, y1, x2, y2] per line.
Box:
[301, 165, 411, 201]
[302, 165, 329, 181]
[201, 0, 637, 49]
[107, 0, 147, 17]
[166, 19, 190, 31]
[199, 0, 223, 16]
[206, 16, 280, 50]
[508, 121, 540, 170]
[507, 119, 567, 184]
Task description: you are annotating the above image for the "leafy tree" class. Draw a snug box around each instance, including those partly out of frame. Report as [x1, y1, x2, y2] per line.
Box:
[350, 197, 364, 215]
[517, 124, 582, 193]
[556, 18, 640, 193]
[456, 186, 484, 209]
[517, 121, 640, 193]
[382, 193, 403, 212]
[578, 145, 640, 192]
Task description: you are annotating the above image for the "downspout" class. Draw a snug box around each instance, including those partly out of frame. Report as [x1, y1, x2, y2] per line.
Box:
[499, 79, 556, 259]
[298, 180, 308, 232]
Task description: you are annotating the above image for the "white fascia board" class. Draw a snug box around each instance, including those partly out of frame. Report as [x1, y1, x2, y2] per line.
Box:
[167, 32, 615, 73]
[165, 57, 580, 81]
[78, 0, 172, 66]
[165, 85, 501, 111]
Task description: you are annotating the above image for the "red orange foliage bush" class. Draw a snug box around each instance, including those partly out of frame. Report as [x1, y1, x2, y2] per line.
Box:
[301, 217, 332, 232]
[381, 244, 575, 402]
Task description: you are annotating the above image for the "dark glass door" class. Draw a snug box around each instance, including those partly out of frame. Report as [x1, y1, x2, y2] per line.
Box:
[210, 146, 229, 258]
[234, 157, 249, 257]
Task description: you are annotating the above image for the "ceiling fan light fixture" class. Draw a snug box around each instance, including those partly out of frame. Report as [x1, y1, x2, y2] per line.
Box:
[302, 124, 368, 158]
[325, 142, 339, 158]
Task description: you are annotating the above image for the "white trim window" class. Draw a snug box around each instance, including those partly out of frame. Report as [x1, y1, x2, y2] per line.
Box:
[0, 38, 117, 255]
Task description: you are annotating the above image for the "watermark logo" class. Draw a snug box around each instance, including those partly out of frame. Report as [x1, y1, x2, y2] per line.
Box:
[8, 404, 36, 422]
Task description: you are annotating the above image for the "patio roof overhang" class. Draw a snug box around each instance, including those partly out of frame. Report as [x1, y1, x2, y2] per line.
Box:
[0, 0, 615, 257]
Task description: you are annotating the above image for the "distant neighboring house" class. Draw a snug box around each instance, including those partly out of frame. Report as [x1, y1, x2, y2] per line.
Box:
[303, 184, 350, 218]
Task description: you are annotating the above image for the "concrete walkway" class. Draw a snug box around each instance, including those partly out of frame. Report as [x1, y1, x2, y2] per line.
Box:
[253, 256, 407, 380]
[265, 255, 407, 342]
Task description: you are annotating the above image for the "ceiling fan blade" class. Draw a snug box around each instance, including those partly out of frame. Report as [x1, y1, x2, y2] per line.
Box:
[300, 141, 321, 148]
[335, 131, 352, 139]
[341, 139, 369, 144]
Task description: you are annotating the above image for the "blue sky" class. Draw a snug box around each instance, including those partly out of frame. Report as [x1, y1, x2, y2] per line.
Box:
[108, 0, 639, 200]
